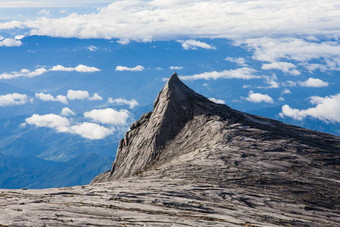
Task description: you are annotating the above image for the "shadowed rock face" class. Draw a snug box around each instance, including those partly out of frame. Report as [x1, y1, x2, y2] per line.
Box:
[1, 73, 339, 226]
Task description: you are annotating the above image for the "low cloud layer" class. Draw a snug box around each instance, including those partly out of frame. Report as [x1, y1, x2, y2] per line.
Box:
[280, 93, 340, 123]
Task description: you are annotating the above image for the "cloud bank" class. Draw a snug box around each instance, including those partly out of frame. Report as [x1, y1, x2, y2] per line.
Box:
[1, 1, 340, 40]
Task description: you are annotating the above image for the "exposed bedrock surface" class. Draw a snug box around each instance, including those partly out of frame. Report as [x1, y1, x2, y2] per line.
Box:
[0, 73, 339, 226]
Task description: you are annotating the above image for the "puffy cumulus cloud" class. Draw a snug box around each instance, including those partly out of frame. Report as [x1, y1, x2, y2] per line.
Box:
[1, 1, 340, 40]
[115, 65, 144, 72]
[0, 37, 22, 47]
[24, 113, 113, 140]
[208, 98, 225, 104]
[245, 91, 274, 103]
[50, 64, 100, 72]
[261, 61, 300, 76]
[67, 90, 89, 100]
[180, 67, 260, 81]
[35, 92, 68, 104]
[108, 98, 138, 109]
[61, 107, 75, 116]
[0, 64, 100, 80]
[24, 114, 70, 133]
[299, 78, 329, 87]
[225, 57, 247, 67]
[69, 122, 112, 140]
[280, 93, 340, 123]
[84, 108, 130, 125]
[178, 40, 215, 50]
[0, 93, 28, 106]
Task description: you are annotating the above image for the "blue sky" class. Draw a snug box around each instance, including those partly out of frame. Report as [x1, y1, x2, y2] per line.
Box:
[0, 0, 339, 146]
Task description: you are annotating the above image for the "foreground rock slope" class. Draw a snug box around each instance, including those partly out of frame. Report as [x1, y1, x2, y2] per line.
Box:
[1, 73, 339, 226]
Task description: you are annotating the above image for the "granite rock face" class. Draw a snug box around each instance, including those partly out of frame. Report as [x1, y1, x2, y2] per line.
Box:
[1, 73, 339, 226]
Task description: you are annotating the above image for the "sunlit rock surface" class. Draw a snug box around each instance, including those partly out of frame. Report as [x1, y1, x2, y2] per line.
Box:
[1, 73, 339, 226]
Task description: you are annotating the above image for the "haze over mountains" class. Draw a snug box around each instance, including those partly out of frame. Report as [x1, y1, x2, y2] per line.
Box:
[0, 74, 339, 226]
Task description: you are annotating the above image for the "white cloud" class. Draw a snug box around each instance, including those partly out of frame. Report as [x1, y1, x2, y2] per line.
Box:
[178, 40, 216, 50]
[170, 66, 183, 70]
[243, 37, 340, 72]
[69, 122, 112, 140]
[84, 108, 130, 125]
[0, 64, 99, 80]
[0, 1, 114, 8]
[208, 98, 225, 104]
[67, 90, 89, 100]
[263, 74, 280, 89]
[299, 78, 328, 87]
[245, 91, 274, 103]
[2, 1, 340, 40]
[25, 114, 70, 133]
[115, 65, 144, 72]
[61, 107, 75, 116]
[280, 93, 340, 123]
[0, 67, 47, 79]
[24, 113, 113, 140]
[180, 67, 260, 81]
[38, 9, 50, 16]
[0, 38, 22, 47]
[281, 89, 292, 95]
[14, 35, 24, 40]
[35, 92, 68, 104]
[87, 45, 97, 51]
[117, 39, 130, 45]
[50, 64, 100, 72]
[261, 61, 300, 76]
[88, 93, 103, 101]
[225, 57, 247, 67]
[0, 93, 28, 106]
[108, 98, 138, 109]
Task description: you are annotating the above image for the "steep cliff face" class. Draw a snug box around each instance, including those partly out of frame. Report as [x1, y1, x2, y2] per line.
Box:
[93, 72, 340, 204]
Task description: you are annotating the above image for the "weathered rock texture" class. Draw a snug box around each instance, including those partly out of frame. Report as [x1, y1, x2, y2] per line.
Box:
[1, 73, 339, 226]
